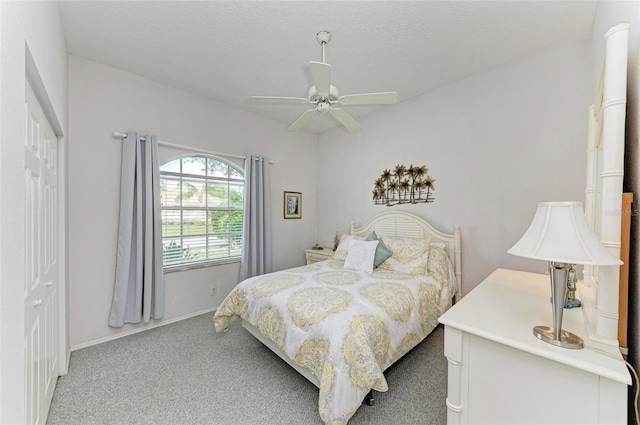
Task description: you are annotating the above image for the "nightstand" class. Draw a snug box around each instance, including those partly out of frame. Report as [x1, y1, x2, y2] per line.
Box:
[304, 248, 334, 264]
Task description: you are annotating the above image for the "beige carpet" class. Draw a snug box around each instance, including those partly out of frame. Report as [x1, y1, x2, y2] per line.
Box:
[47, 312, 447, 425]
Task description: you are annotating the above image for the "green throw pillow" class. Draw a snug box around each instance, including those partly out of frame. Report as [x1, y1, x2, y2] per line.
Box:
[365, 231, 393, 267]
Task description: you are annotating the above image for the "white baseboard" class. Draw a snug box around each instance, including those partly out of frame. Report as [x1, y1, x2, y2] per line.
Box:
[62, 350, 71, 375]
[70, 306, 219, 351]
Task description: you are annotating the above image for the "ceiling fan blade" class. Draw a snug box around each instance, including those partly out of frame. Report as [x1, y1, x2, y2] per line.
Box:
[338, 92, 398, 105]
[251, 96, 309, 104]
[288, 109, 317, 131]
[309, 61, 332, 95]
[330, 108, 362, 132]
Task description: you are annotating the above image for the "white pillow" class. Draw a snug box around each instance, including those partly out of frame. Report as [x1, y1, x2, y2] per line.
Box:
[343, 240, 379, 273]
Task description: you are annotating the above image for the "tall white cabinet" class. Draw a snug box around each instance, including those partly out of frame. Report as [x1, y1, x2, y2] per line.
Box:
[439, 268, 630, 425]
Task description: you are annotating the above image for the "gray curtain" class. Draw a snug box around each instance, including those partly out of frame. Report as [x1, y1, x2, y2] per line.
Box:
[240, 155, 272, 280]
[109, 132, 164, 327]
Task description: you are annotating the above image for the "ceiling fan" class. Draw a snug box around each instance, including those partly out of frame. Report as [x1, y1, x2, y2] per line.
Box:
[251, 31, 398, 132]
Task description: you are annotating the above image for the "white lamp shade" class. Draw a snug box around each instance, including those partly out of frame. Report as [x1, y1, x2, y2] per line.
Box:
[508, 202, 622, 266]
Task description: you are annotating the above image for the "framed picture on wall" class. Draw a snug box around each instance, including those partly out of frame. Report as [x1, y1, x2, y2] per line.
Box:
[284, 191, 302, 219]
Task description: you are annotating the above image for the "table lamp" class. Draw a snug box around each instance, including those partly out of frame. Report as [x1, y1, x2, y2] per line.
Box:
[508, 202, 622, 349]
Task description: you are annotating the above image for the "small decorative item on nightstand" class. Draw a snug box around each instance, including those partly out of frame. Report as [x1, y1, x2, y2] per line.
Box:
[333, 232, 339, 251]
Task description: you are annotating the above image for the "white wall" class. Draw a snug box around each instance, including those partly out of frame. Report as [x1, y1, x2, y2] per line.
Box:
[68, 56, 318, 348]
[0, 1, 69, 423]
[317, 37, 592, 295]
[591, 2, 640, 421]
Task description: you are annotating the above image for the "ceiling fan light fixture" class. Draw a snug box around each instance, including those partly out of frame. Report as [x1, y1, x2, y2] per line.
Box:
[317, 101, 331, 114]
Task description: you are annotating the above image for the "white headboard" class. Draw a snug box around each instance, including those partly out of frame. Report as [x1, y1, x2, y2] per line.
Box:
[583, 23, 628, 346]
[350, 211, 462, 296]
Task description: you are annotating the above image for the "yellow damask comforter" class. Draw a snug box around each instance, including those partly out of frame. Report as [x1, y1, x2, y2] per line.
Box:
[213, 258, 451, 425]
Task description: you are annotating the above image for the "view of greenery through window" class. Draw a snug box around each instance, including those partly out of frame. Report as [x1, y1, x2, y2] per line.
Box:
[160, 156, 244, 268]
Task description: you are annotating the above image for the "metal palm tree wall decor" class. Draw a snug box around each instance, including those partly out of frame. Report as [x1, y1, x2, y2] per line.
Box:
[372, 164, 435, 206]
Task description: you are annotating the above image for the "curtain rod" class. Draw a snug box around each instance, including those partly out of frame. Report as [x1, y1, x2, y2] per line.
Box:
[112, 131, 273, 164]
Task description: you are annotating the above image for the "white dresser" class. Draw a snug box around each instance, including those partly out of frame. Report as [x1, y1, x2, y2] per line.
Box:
[438, 268, 630, 425]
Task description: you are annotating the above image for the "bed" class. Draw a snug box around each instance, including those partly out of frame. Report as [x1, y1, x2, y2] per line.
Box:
[213, 211, 461, 424]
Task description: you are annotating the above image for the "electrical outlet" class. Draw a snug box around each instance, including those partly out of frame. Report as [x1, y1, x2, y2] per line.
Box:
[211, 287, 217, 296]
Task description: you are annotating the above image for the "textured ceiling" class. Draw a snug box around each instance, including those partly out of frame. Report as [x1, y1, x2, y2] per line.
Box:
[58, 1, 597, 134]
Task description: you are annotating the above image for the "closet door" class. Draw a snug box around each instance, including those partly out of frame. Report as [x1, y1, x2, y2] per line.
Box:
[24, 81, 59, 425]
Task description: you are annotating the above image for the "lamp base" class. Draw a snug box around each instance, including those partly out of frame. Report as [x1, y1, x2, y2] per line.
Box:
[533, 325, 584, 349]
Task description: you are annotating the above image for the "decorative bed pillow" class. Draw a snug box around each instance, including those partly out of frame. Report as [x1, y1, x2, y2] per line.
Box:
[365, 231, 393, 267]
[378, 236, 431, 275]
[332, 234, 354, 261]
[343, 240, 379, 273]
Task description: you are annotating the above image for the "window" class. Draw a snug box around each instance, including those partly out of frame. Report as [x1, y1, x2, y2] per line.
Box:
[160, 156, 244, 269]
